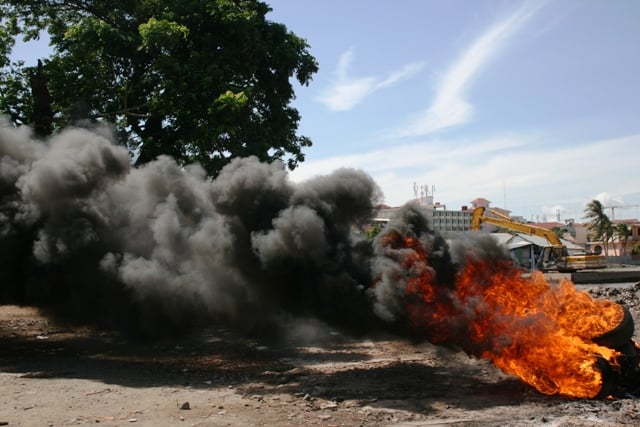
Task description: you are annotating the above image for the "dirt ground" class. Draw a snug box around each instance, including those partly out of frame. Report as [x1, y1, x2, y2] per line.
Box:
[2, 281, 640, 427]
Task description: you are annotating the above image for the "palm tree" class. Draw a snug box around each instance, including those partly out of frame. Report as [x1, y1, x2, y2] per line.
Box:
[584, 200, 613, 254]
[615, 223, 632, 256]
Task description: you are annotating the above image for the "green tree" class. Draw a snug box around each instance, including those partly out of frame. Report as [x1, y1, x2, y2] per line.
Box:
[365, 223, 383, 241]
[551, 226, 565, 240]
[584, 200, 613, 255]
[614, 223, 631, 257]
[0, 0, 318, 174]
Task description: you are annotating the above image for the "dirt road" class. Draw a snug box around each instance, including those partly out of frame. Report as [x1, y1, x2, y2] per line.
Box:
[2, 282, 640, 426]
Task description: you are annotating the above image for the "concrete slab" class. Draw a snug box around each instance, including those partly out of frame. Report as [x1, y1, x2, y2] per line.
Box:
[571, 267, 640, 284]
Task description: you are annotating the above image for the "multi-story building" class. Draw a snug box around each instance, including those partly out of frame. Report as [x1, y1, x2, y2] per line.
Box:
[375, 196, 497, 234]
[428, 197, 511, 234]
[430, 205, 473, 233]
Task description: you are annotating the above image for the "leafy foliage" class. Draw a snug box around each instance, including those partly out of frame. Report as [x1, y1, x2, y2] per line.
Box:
[584, 200, 612, 242]
[0, 0, 318, 175]
[365, 223, 383, 241]
[551, 226, 565, 240]
[614, 223, 632, 256]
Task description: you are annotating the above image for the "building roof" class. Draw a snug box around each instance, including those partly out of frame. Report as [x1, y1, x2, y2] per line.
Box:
[489, 232, 519, 246]
[613, 218, 640, 225]
[470, 197, 491, 207]
[376, 203, 393, 210]
[487, 232, 583, 251]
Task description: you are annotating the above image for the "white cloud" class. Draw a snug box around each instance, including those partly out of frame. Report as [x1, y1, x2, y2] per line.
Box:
[593, 192, 625, 208]
[317, 47, 424, 111]
[590, 192, 639, 220]
[290, 133, 640, 219]
[289, 134, 527, 182]
[540, 205, 567, 222]
[376, 62, 426, 89]
[392, 2, 544, 138]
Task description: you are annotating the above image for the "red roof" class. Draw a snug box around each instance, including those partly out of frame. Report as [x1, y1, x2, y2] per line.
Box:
[470, 197, 491, 207]
[376, 203, 393, 210]
[613, 219, 640, 225]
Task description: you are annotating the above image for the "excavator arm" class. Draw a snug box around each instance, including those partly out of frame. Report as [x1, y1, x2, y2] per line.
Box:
[471, 207, 563, 246]
[471, 206, 606, 272]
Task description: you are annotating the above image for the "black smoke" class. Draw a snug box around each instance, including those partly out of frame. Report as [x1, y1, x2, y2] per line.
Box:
[0, 122, 388, 337]
[0, 121, 511, 341]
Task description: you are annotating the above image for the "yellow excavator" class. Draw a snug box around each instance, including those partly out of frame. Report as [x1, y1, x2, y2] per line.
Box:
[471, 206, 607, 272]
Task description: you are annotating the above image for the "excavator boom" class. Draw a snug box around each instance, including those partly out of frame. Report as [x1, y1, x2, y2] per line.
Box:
[471, 207, 563, 245]
[471, 206, 606, 272]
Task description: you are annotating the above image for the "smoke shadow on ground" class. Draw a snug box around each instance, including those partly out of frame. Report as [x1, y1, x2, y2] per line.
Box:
[0, 330, 377, 388]
[0, 326, 539, 416]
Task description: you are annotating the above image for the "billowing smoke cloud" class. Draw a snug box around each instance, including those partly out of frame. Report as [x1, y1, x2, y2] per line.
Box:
[369, 203, 513, 342]
[0, 121, 513, 343]
[0, 122, 393, 337]
[7, 125, 627, 399]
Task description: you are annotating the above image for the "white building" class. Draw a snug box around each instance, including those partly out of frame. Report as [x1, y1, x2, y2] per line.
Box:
[375, 194, 484, 234]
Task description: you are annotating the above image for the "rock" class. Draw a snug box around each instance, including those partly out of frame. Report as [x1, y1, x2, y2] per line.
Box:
[320, 401, 339, 410]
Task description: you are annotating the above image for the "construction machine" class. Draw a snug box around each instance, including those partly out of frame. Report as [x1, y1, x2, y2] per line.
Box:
[471, 206, 607, 272]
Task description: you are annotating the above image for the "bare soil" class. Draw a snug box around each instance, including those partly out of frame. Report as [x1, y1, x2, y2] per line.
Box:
[2, 282, 640, 427]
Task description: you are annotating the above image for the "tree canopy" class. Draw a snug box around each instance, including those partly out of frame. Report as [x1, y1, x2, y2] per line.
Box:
[0, 0, 318, 175]
[584, 199, 613, 251]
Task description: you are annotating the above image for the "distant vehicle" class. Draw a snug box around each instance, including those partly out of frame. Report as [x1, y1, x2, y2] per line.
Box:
[471, 207, 607, 272]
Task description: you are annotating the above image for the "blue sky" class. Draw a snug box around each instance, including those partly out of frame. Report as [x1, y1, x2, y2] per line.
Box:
[10, 0, 640, 222]
[267, 0, 640, 222]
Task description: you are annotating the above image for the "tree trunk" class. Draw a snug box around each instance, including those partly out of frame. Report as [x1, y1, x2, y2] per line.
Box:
[134, 115, 164, 166]
[28, 60, 54, 138]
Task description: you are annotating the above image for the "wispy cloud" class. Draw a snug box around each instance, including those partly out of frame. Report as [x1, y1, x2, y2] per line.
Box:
[289, 134, 528, 181]
[393, 2, 544, 138]
[290, 133, 640, 218]
[317, 47, 424, 112]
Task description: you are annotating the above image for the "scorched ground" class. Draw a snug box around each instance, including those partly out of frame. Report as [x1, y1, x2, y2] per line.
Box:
[1, 280, 640, 427]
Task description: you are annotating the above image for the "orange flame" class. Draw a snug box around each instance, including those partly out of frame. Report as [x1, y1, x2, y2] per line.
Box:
[383, 232, 622, 398]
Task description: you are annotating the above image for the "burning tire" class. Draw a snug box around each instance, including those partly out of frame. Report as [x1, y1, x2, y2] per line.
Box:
[592, 305, 635, 350]
[594, 355, 619, 398]
[591, 306, 640, 398]
[596, 339, 640, 398]
[616, 340, 640, 393]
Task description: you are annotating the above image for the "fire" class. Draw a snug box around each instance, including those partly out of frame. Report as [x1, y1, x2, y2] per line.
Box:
[381, 231, 623, 398]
